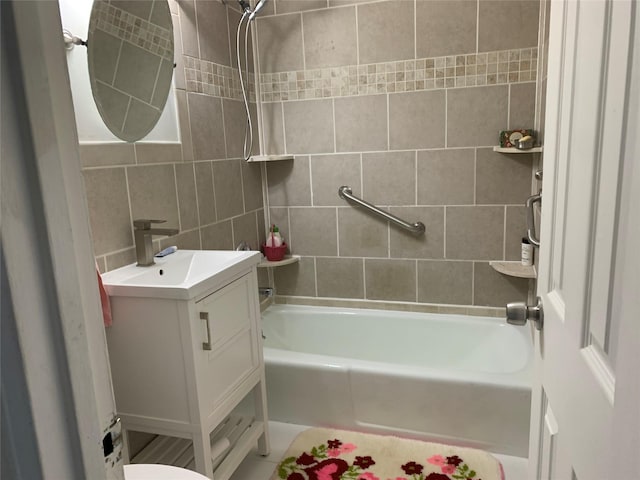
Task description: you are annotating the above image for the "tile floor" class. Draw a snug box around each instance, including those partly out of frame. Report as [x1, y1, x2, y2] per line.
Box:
[230, 422, 528, 479]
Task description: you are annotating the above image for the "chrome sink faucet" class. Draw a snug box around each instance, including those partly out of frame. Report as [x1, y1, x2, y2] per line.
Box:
[133, 219, 179, 266]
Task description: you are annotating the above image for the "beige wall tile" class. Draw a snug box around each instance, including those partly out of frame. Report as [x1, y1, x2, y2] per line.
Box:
[83, 168, 133, 255]
[256, 0, 275, 15]
[509, 82, 536, 130]
[316, 257, 364, 298]
[289, 207, 337, 255]
[257, 208, 267, 245]
[257, 267, 271, 288]
[176, 90, 194, 161]
[446, 206, 504, 260]
[416, 0, 477, 58]
[277, 0, 327, 14]
[274, 257, 316, 296]
[417, 149, 474, 205]
[261, 102, 285, 155]
[365, 259, 416, 302]
[232, 211, 260, 250]
[105, 248, 136, 272]
[223, 98, 257, 159]
[266, 156, 312, 206]
[338, 206, 388, 257]
[389, 90, 446, 149]
[303, 6, 357, 69]
[362, 151, 415, 205]
[389, 206, 444, 259]
[473, 261, 529, 307]
[188, 93, 226, 160]
[213, 159, 245, 220]
[159, 229, 201, 250]
[194, 161, 217, 225]
[357, 0, 414, 64]
[335, 95, 387, 152]
[269, 207, 290, 237]
[80, 144, 135, 168]
[96, 256, 107, 273]
[242, 161, 264, 212]
[311, 154, 361, 206]
[178, 0, 198, 57]
[328, 0, 370, 5]
[505, 205, 527, 261]
[257, 14, 304, 73]
[201, 220, 233, 249]
[418, 260, 473, 305]
[476, 148, 533, 204]
[478, 0, 539, 52]
[196, 0, 230, 65]
[175, 163, 199, 230]
[135, 143, 182, 164]
[283, 99, 334, 154]
[127, 164, 180, 230]
[447, 85, 509, 147]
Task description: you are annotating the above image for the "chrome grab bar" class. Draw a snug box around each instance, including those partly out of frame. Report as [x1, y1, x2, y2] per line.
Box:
[338, 186, 426, 235]
[526, 193, 541, 247]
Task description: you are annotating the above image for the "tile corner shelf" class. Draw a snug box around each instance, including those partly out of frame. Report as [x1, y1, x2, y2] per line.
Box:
[247, 154, 295, 162]
[490, 261, 537, 279]
[258, 255, 300, 268]
[493, 146, 543, 154]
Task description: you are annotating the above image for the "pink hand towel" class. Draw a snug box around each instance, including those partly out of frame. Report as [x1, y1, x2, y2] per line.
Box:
[96, 265, 112, 327]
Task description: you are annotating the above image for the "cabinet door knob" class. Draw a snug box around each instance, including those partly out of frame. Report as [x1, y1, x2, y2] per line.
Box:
[200, 312, 212, 350]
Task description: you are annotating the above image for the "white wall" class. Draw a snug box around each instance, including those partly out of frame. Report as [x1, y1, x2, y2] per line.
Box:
[58, 0, 179, 143]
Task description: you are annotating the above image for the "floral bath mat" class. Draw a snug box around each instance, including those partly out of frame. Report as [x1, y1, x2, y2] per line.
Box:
[270, 428, 504, 480]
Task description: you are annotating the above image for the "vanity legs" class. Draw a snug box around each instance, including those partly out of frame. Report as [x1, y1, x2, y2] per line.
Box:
[193, 430, 214, 478]
[254, 377, 271, 456]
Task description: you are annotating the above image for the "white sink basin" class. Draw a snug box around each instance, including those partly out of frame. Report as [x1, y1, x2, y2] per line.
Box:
[102, 250, 261, 300]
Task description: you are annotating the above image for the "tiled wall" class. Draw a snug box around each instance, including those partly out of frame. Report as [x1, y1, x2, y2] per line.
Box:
[83, 0, 265, 273]
[257, 0, 540, 308]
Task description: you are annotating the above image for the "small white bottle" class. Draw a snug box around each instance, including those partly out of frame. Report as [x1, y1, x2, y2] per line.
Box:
[266, 225, 283, 247]
[521, 237, 533, 266]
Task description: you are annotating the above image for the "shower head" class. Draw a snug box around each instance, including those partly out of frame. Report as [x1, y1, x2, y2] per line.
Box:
[237, 0, 251, 13]
[248, 0, 269, 20]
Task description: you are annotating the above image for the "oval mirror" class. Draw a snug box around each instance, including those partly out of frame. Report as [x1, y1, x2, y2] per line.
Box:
[87, 0, 174, 142]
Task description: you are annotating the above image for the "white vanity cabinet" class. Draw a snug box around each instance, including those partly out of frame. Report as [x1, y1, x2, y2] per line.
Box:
[103, 251, 269, 479]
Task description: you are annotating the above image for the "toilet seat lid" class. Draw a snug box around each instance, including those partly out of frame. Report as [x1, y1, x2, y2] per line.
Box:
[123, 464, 210, 480]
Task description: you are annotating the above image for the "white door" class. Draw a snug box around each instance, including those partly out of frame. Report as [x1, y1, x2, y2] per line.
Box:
[2, 2, 124, 479]
[527, 1, 640, 479]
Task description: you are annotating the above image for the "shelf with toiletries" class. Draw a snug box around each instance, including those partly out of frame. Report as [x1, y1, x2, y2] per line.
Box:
[489, 261, 537, 279]
[493, 146, 543, 154]
[258, 255, 300, 268]
[247, 154, 295, 162]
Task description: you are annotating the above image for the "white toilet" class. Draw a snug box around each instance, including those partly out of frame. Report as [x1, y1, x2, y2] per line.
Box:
[124, 464, 210, 480]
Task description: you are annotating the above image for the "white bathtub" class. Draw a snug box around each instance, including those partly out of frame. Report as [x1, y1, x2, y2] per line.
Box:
[262, 305, 533, 457]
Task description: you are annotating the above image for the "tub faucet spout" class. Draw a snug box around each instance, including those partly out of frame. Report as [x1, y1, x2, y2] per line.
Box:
[133, 219, 179, 266]
[259, 287, 274, 297]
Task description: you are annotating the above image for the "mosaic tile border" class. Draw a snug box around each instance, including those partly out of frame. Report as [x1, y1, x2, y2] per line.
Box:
[259, 47, 538, 102]
[91, 1, 173, 62]
[184, 56, 257, 102]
